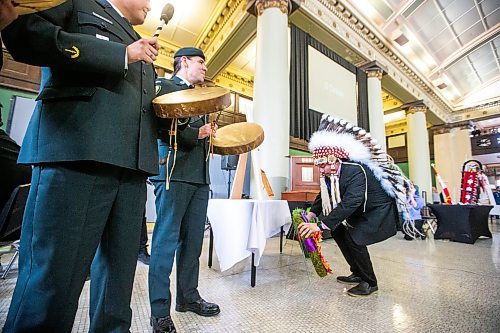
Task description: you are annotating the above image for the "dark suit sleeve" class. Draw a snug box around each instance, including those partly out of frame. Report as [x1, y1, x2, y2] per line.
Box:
[1, 2, 126, 77]
[322, 165, 366, 230]
[310, 192, 322, 217]
[176, 126, 200, 149]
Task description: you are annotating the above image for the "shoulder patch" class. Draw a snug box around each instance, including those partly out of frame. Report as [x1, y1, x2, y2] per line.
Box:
[64, 46, 80, 59]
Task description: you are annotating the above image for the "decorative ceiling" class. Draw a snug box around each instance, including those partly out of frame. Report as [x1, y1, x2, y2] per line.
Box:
[136, 0, 254, 83]
[226, 39, 257, 76]
[344, 0, 500, 111]
[141, 0, 218, 46]
[134, 0, 498, 129]
[137, 0, 220, 56]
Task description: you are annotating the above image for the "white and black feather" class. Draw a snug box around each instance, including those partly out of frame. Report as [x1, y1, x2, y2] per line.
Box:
[309, 116, 413, 219]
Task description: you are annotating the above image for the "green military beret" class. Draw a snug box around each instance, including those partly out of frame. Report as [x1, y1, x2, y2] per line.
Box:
[174, 47, 205, 60]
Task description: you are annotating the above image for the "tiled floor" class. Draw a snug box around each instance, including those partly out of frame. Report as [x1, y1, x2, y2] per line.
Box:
[1, 223, 499, 332]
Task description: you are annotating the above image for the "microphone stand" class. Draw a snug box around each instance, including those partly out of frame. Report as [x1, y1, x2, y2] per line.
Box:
[227, 168, 232, 199]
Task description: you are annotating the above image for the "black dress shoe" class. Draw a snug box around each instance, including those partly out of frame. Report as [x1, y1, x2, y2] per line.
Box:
[347, 281, 378, 297]
[151, 315, 176, 333]
[138, 251, 151, 265]
[336, 274, 363, 284]
[175, 298, 220, 317]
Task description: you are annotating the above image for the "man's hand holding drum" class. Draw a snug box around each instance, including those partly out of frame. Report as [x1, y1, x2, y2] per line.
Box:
[198, 122, 217, 139]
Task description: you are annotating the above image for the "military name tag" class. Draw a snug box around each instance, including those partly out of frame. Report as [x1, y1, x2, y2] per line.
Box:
[96, 34, 110, 41]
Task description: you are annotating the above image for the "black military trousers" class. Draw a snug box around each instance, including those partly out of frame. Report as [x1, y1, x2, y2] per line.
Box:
[149, 180, 209, 318]
[332, 225, 378, 287]
[3, 162, 146, 333]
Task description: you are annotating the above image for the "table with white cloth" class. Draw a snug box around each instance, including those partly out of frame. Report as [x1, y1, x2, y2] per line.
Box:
[206, 199, 292, 287]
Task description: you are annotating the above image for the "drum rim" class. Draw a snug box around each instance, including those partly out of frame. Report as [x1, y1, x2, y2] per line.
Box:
[15, 0, 66, 15]
[153, 86, 230, 105]
[212, 122, 264, 155]
[152, 86, 231, 119]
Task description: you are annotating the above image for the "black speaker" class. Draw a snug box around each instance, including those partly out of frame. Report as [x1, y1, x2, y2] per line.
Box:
[221, 155, 239, 170]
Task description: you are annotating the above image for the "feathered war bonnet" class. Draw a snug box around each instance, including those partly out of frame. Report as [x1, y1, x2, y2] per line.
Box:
[309, 115, 412, 221]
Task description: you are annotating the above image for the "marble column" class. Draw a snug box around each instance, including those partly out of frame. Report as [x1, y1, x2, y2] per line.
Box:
[361, 61, 387, 151]
[155, 67, 166, 78]
[433, 126, 472, 203]
[403, 101, 432, 202]
[250, 0, 290, 199]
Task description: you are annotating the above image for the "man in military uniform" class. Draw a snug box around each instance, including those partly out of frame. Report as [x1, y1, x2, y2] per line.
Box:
[1, 0, 159, 331]
[149, 47, 220, 333]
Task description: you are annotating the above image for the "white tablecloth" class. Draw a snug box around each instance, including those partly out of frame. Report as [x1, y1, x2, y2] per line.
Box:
[207, 199, 292, 271]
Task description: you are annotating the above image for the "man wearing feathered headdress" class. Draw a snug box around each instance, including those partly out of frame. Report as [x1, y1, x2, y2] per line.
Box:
[298, 115, 409, 297]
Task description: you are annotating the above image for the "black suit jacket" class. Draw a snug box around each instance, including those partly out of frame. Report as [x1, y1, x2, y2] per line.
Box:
[1, 0, 158, 175]
[149, 76, 210, 184]
[310, 162, 398, 246]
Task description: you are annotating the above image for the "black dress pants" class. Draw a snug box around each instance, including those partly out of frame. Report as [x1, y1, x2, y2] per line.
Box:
[332, 225, 377, 287]
[4, 162, 146, 333]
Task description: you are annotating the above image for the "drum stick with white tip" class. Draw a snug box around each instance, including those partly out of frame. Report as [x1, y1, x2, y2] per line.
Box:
[153, 3, 174, 37]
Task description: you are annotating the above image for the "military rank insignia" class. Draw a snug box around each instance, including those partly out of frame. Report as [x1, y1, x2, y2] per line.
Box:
[155, 83, 162, 96]
[64, 46, 80, 59]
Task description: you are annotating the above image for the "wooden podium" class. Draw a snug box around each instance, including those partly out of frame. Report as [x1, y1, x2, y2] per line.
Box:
[281, 190, 319, 203]
[281, 156, 320, 209]
[281, 190, 319, 213]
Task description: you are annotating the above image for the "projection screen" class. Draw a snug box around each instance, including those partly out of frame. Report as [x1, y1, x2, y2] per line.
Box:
[308, 46, 358, 124]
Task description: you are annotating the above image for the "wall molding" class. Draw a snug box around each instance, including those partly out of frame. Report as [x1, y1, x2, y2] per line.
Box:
[197, 0, 248, 61]
[215, 68, 254, 97]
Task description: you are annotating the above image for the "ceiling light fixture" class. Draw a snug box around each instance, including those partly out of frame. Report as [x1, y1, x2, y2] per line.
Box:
[432, 77, 448, 90]
[394, 33, 409, 46]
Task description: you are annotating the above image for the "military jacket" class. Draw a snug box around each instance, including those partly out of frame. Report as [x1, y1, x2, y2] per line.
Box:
[149, 76, 210, 184]
[1, 0, 158, 175]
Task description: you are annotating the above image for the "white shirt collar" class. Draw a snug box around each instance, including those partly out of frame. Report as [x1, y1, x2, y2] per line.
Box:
[176, 74, 192, 87]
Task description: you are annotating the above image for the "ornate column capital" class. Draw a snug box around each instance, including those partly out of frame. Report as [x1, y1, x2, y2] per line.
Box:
[254, 0, 291, 15]
[402, 100, 428, 116]
[360, 60, 387, 80]
[430, 120, 473, 135]
[432, 126, 452, 135]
